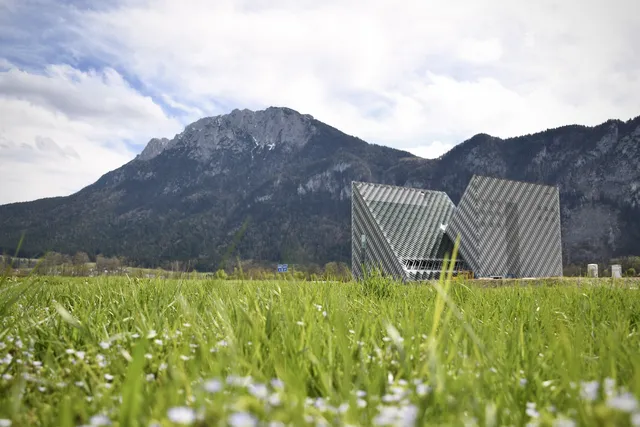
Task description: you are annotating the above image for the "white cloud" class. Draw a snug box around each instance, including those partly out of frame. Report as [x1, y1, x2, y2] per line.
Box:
[456, 38, 504, 64]
[72, 0, 639, 140]
[1, 0, 639, 203]
[403, 141, 455, 160]
[0, 63, 182, 204]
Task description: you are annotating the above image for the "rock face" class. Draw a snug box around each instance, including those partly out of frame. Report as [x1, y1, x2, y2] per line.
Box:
[137, 138, 170, 161]
[0, 107, 639, 269]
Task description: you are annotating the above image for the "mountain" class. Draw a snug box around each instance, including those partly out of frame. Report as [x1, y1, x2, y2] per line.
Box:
[1, 107, 639, 270]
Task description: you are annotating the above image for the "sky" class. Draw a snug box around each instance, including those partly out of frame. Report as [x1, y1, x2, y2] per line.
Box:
[1, 0, 639, 204]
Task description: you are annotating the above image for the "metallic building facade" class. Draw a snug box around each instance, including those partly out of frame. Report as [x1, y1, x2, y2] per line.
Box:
[351, 181, 466, 281]
[448, 175, 563, 278]
[352, 175, 563, 281]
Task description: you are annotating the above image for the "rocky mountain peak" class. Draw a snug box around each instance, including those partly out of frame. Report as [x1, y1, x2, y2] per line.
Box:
[137, 107, 318, 162]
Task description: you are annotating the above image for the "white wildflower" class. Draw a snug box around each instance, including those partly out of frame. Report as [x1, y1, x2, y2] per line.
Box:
[131, 333, 140, 339]
[183, 323, 191, 328]
[180, 355, 190, 361]
[580, 381, 599, 401]
[204, 379, 222, 393]
[322, 311, 327, 317]
[167, 407, 195, 425]
[146, 374, 155, 382]
[607, 393, 638, 412]
[0, 420, 11, 427]
[104, 374, 114, 381]
[542, 380, 553, 387]
[228, 412, 257, 427]
[159, 363, 168, 371]
[349, 329, 355, 334]
[89, 414, 112, 426]
[382, 394, 401, 403]
[416, 383, 431, 397]
[268, 394, 282, 407]
[631, 412, 640, 427]
[76, 351, 86, 360]
[146, 330, 157, 339]
[99, 342, 110, 350]
[604, 378, 616, 397]
[357, 398, 367, 408]
[248, 383, 268, 399]
[373, 404, 417, 426]
[526, 402, 539, 418]
[144, 354, 153, 360]
[65, 349, 75, 355]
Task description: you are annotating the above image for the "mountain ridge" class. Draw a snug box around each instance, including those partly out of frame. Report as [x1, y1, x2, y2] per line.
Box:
[1, 107, 639, 270]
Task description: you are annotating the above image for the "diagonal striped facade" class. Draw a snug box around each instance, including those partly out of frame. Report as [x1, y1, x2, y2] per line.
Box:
[351, 182, 466, 281]
[447, 175, 562, 278]
[352, 175, 563, 281]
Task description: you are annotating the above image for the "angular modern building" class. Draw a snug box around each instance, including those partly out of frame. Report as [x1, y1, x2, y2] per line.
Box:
[352, 175, 563, 281]
[351, 181, 467, 281]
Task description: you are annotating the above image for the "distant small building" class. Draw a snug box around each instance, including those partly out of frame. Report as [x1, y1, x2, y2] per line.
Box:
[611, 264, 622, 278]
[351, 175, 563, 281]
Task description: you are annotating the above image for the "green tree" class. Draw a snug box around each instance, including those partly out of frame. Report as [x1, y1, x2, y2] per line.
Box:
[72, 252, 90, 276]
[323, 262, 338, 280]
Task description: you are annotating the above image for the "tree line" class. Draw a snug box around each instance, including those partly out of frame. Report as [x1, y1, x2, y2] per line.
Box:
[0, 252, 352, 281]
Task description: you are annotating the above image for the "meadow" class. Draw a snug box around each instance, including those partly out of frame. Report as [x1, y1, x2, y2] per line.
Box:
[0, 273, 639, 426]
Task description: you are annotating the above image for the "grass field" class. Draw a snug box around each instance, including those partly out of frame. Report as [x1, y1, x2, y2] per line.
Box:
[0, 274, 639, 426]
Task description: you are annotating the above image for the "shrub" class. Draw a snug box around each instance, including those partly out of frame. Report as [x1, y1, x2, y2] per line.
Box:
[626, 268, 636, 277]
[359, 267, 395, 299]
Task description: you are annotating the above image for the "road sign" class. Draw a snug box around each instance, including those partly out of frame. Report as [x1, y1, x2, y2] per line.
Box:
[277, 264, 288, 273]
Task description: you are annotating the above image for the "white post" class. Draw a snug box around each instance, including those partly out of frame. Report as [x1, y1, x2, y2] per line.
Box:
[611, 264, 622, 279]
[587, 264, 598, 278]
